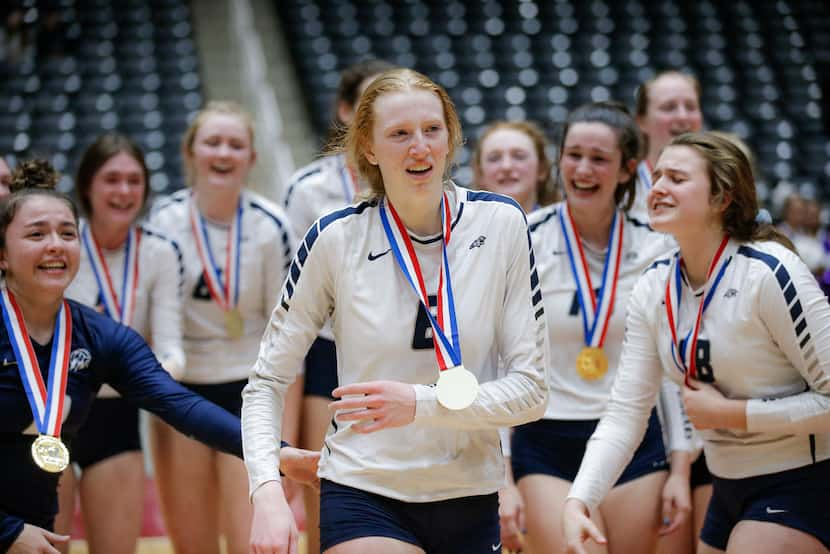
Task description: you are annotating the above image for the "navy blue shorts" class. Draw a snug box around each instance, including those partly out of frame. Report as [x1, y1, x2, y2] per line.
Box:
[319, 479, 500, 553]
[700, 458, 830, 550]
[512, 409, 668, 485]
[690, 452, 713, 490]
[73, 397, 141, 469]
[183, 379, 246, 417]
[303, 336, 338, 399]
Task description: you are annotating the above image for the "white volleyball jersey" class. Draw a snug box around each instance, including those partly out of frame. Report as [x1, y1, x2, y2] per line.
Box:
[283, 153, 361, 342]
[570, 239, 830, 509]
[283, 153, 360, 241]
[150, 189, 295, 384]
[628, 160, 652, 223]
[66, 222, 186, 397]
[243, 184, 549, 502]
[528, 202, 674, 420]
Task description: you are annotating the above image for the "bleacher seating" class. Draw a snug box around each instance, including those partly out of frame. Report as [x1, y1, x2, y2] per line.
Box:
[276, 0, 830, 199]
[0, 0, 203, 195]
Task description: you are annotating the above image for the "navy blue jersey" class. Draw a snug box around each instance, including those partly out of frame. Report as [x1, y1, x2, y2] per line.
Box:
[0, 300, 243, 550]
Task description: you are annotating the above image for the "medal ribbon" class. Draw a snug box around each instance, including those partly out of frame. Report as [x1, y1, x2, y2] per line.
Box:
[637, 160, 653, 191]
[665, 236, 731, 386]
[0, 289, 72, 438]
[81, 223, 141, 325]
[379, 192, 462, 370]
[559, 204, 624, 349]
[189, 196, 243, 312]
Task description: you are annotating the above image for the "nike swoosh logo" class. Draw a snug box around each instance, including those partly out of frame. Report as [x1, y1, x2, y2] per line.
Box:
[2, 358, 16, 367]
[765, 507, 787, 514]
[368, 248, 391, 261]
[491, 543, 502, 551]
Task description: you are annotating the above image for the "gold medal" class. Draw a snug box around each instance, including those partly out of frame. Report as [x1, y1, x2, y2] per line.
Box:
[225, 309, 244, 339]
[576, 347, 608, 381]
[31, 435, 70, 473]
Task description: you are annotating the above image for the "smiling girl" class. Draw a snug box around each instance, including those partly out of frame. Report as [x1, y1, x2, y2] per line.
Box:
[53, 134, 186, 554]
[563, 132, 830, 554]
[149, 102, 296, 554]
[511, 102, 690, 554]
[472, 120, 558, 214]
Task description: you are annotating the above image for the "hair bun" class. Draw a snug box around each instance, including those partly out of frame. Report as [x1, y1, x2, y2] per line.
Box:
[9, 159, 60, 193]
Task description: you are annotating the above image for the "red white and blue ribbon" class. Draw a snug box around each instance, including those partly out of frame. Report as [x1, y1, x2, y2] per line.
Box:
[0, 289, 72, 438]
[637, 160, 653, 191]
[189, 196, 243, 312]
[665, 236, 731, 386]
[379, 192, 462, 370]
[558, 204, 624, 349]
[81, 223, 141, 325]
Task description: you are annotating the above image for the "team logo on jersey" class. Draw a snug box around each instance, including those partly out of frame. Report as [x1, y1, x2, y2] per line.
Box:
[69, 349, 91, 373]
[724, 288, 738, 298]
[469, 235, 486, 250]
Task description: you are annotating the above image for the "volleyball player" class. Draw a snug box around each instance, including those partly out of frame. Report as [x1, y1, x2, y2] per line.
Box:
[563, 132, 830, 554]
[243, 68, 548, 554]
[149, 101, 296, 554]
[0, 160, 316, 554]
[472, 119, 558, 214]
[631, 71, 704, 222]
[50, 134, 185, 554]
[507, 103, 691, 554]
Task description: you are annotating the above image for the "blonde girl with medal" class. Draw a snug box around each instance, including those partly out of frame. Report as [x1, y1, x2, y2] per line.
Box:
[0, 161, 318, 554]
[563, 132, 830, 554]
[283, 58, 395, 554]
[508, 102, 688, 554]
[243, 68, 547, 554]
[49, 134, 186, 554]
[149, 101, 297, 554]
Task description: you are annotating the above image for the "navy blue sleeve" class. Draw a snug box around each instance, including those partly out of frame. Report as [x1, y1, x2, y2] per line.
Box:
[102, 323, 244, 458]
[0, 512, 25, 552]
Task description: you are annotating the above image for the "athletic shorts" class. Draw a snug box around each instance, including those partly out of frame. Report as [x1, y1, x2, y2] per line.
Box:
[319, 479, 500, 553]
[73, 397, 141, 469]
[700, 458, 830, 550]
[302, 336, 338, 399]
[183, 379, 246, 417]
[512, 409, 668, 485]
[690, 452, 713, 490]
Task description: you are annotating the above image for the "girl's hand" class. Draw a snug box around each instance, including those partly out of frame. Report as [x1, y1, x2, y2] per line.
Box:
[330, 381, 416, 433]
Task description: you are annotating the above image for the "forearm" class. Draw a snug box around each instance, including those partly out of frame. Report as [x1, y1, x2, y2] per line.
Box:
[242, 367, 288, 497]
[747, 391, 830, 433]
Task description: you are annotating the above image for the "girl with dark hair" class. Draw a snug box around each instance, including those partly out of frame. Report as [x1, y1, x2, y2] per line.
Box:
[52, 133, 186, 554]
[564, 132, 828, 554]
[511, 102, 691, 553]
[0, 160, 317, 554]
